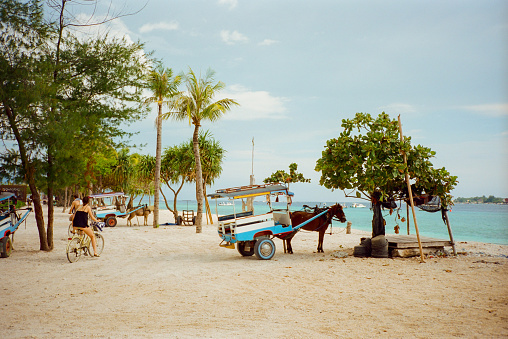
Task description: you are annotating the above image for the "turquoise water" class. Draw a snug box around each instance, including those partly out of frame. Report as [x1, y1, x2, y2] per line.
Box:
[140, 198, 508, 245]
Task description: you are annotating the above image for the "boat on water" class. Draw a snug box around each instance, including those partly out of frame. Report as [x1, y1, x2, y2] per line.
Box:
[218, 201, 234, 206]
[352, 203, 367, 208]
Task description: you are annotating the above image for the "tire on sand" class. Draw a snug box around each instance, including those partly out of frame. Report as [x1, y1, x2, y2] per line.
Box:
[353, 245, 369, 257]
[237, 241, 255, 256]
[105, 216, 117, 227]
[371, 235, 389, 258]
[254, 238, 276, 260]
[1, 236, 12, 258]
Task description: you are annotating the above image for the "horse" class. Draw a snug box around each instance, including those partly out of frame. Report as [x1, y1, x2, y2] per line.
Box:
[127, 205, 153, 226]
[284, 203, 346, 254]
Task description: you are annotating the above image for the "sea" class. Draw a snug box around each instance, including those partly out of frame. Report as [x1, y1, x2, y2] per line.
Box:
[141, 198, 508, 245]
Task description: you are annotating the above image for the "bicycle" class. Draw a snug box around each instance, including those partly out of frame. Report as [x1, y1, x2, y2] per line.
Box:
[66, 221, 105, 263]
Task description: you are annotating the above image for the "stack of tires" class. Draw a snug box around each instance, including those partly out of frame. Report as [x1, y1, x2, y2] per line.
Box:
[353, 235, 389, 258]
[371, 235, 389, 258]
[353, 237, 371, 257]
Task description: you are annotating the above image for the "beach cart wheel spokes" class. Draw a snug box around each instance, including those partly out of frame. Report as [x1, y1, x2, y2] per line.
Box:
[1, 237, 12, 258]
[254, 238, 276, 260]
[66, 237, 82, 263]
[90, 233, 104, 256]
[105, 217, 117, 227]
[237, 241, 255, 256]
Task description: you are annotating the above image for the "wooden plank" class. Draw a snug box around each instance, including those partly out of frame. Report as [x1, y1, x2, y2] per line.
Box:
[391, 247, 445, 258]
[385, 235, 452, 249]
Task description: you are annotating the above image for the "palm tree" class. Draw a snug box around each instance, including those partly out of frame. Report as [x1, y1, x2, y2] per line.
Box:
[164, 68, 238, 233]
[144, 66, 181, 227]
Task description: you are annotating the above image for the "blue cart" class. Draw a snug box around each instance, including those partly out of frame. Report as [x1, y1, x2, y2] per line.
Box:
[90, 192, 146, 227]
[0, 192, 32, 258]
[208, 184, 331, 260]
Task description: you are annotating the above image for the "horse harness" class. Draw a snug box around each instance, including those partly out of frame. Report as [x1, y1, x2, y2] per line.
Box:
[299, 205, 334, 234]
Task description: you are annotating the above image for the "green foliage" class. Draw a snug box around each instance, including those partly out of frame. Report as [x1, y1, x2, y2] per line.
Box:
[165, 68, 239, 125]
[144, 65, 182, 109]
[315, 112, 458, 207]
[263, 163, 311, 189]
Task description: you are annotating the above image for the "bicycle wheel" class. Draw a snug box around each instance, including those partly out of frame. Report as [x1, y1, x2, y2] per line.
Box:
[66, 237, 82, 263]
[89, 233, 104, 256]
[68, 223, 74, 237]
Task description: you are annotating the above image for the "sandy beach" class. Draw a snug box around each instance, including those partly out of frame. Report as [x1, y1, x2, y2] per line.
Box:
[1, 207, 507, 338]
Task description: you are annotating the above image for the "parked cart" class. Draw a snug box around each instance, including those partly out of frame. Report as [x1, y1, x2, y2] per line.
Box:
[0, 192, 32, 258]
[89, 192, 146, 227]
[208, 184, 332, 260]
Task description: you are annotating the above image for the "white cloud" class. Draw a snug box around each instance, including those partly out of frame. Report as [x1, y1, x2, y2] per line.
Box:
[378, 103, 417, 114]
[258, 39, 278, 46]
[221, 30, 248, 45]
[219, 85, 289, 121]
[139, 21, 179, 33]
[463, 104, 508, 117]
[218, 0, 238, 10]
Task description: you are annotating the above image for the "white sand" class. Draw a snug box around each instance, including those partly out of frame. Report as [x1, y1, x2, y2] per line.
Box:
[1, 207, 507, 338]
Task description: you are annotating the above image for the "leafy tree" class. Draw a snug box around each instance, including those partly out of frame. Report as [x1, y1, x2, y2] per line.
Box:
[135, 153, 156, 205]
[159, 144, 194, 220]
[263, 163, 311, 190]
[165, 68, 238, 233]
[1, 0, 150, 250]
[1, 0, 54, 250]
[315, 112, 458, 237]
[192, 131, 225, 223]
[144, 65, 181, 227]
[150, 131, 225, 223]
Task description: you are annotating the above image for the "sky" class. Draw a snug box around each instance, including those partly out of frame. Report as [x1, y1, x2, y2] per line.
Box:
[47, 0, 508, 202]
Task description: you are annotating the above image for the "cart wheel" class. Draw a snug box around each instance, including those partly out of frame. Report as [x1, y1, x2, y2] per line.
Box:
[89, 233, 104, 256]
[176, 216, 182, 225]
[237, 242, 255, 256]
[1, 237, 12, 258]
[105, 217, 117, 227]
[254, 238, 276, 260]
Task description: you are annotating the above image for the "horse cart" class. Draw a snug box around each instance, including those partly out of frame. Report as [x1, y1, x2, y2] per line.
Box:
[0, 192, 32, 258]
[90, 192, 146, 227]
[208, 184, 336, 260]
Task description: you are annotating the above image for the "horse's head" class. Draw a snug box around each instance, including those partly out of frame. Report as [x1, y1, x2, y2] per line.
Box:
[330, 203, 346, 223]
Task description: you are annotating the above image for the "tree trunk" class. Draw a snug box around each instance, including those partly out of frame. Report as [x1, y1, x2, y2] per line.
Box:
[62, 186, 68, 213]
[192, 124, 203, 233]
[153, 103, 162, 227]
[371, 193, 385, 237]
[47, 186, 54, 250]
[46, 150, 55, 250]
[3, 104, 49, 250]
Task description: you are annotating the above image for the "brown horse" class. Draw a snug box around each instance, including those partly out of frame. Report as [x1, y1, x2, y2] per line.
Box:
[127, 205, 153, 226]
[284, 203, 346, 254]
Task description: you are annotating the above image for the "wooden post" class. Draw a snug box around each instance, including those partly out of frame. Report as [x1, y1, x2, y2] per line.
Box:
[443, 210, 457, 256]
[398, 115, 425, 263]
[406, 203, 410, 235]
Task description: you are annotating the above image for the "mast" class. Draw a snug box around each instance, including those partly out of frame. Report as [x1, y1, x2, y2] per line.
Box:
[247, 137, 255, 212]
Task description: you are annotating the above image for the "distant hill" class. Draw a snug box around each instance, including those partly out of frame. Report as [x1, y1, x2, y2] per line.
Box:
[454, 195, 505, 204]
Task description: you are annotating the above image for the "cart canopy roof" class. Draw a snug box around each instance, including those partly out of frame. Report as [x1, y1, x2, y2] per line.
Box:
[0, 192, 15, 202]
[89, 192, 125, 199]
[208, 184, 293, 200]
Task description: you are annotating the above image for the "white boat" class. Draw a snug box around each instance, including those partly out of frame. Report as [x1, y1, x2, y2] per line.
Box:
[352, 203, 367, 208]
[218, 201, 234, 206]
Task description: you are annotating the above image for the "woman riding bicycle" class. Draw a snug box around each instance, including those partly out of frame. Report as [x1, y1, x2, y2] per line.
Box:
[70, 196, 100, 257]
